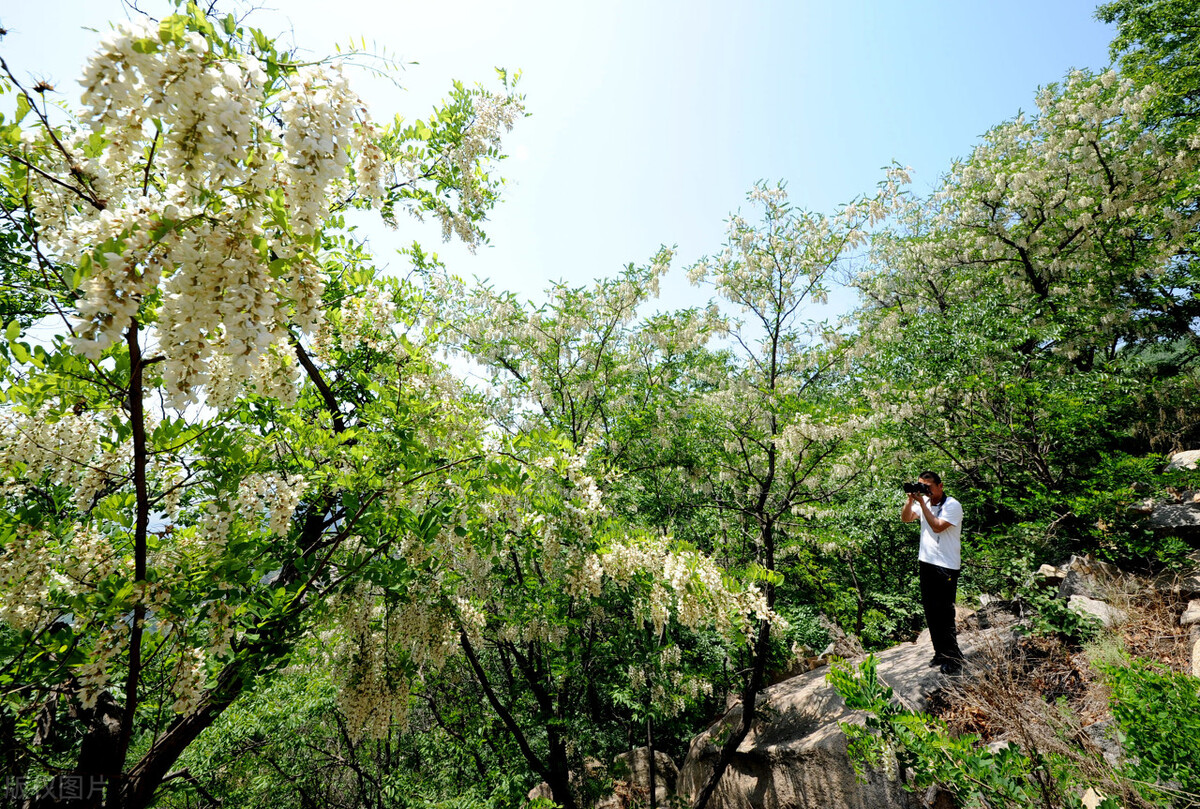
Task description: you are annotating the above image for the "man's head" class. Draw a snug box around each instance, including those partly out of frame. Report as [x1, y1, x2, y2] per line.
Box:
[918, 471, 944, 500]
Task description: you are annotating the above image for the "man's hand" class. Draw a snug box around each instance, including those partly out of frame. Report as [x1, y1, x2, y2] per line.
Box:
[915, 496, 953, 533]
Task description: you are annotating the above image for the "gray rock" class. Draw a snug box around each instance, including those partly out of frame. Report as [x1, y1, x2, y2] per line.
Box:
[675, 629, 1011, 809]
[1082, 720, 1123, 768]
[527, 758, 603, 806]
[1144, 502, 1200, 535]
[820, 635, 866, 661]
[1182, 600, 1200, 627]
[1192, 638, 1200, 677]
[1067, 595, 1127, 628]
[1150, 570, 1200, 600]
[607, 748, 678, 807]
[819, 615, 867, 661]
[1059, 570, 1098, 599]
[965, 600, 1019, 631]
[954, 604, 976, 628]
[1058, 555, 1122, 600]
[1165, 449, 1200, 471]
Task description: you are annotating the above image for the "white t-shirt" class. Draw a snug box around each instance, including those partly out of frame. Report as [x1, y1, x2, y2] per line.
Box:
[918, 495, 963, 570]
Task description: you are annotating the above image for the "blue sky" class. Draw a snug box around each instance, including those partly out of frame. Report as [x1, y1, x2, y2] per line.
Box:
[3, 1, 1116, 313]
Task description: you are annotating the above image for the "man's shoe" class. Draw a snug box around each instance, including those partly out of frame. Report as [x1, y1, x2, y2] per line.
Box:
[939, 660, 962, 676]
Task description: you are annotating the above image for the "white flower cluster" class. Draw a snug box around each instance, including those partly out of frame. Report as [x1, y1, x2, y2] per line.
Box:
[278, 65, 358, 237]
[171, 645, 208, 714]
[0, 526, 54, 631]
[58, 524, 120, 594]
[858, 69, 1196, 360]
[585, 533, 783, 641]
[437, 92, 523, 249]
[75, 625, 129, 709]
[0, 407, 132, 513]
[353, 121, 389, 203]
[198, 472, 306, 551]
[27, 21, 409, 408]
[331, 596, 423, 739]
[337, 286, 398, 353]
[207, 600, 238, 658]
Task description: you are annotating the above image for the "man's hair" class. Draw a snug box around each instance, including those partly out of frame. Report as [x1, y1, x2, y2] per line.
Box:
[918, 470, 942, 485]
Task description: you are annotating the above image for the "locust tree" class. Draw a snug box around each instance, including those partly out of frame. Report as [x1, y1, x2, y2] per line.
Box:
[0, 6, 524, 807]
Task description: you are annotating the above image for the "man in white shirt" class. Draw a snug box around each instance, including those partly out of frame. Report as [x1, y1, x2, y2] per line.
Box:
[901, 471, 964, 674]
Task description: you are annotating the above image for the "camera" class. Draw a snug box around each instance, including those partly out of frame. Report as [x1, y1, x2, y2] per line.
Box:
[903, 481, 931, 496]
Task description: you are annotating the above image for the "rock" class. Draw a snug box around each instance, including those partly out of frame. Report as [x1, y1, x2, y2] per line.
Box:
[527, 758, 604, 806]
[1130, 481, 1151, 494]
[1037, 564, 1065, 585]
[608, 748, 678, 807]
[1082, 720, 1122, 768]
[820, 635, 866, 661]
[922, 785, 956, 809]
[1059, 570, 1097, 599]
[1192, 638, 1200, 677]
[1058, 555, 1121, 600]
[965, 600, 1019, 632]
[1068, 595, 1127, 628]
[676, 628, 1011, 809]
[954, 605, 976, 628]
[1130, 497, 1156, 515]
[1182, 601, 1200, 627]
[769, 646, 827, 684]
[819, 615, 867, 661]
[1144, 502, 1200, 536]
[1150, 569, 1200, 600]
[1166, 449, 1200, 471]
[1081, 787, 1109, 809]
[527, 782, 553, 803]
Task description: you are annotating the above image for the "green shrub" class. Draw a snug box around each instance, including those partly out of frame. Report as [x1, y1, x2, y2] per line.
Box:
[1019, 585, 1102, 645]
[827, 656, 1123, 809]
[1103, 658, 1200, 803]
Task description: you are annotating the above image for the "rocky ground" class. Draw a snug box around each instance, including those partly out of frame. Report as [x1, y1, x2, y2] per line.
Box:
[532, 549, 1200, 809]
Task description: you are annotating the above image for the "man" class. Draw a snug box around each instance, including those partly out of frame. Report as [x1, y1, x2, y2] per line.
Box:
[901, 471, 964, 675]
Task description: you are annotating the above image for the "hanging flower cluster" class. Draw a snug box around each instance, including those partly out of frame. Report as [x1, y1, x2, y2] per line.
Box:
[23, 20, 393, 408]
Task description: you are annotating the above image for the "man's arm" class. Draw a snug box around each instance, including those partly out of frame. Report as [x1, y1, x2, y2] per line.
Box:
[901, 493, 920, 523]
[917, 498, 954, 534]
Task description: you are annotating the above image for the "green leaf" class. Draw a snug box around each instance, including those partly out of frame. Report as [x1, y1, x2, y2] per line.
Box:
[5, 321, 19, 342]
[15, 94, 31, 125]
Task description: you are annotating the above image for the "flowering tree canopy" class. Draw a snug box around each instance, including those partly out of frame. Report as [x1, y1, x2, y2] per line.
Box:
[0, 6, 527, 807]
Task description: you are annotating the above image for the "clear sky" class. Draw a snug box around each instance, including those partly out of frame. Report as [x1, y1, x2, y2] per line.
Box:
[2, 1, 1116, 312]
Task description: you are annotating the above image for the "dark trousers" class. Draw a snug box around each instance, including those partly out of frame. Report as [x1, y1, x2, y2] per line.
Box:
[919, 562, 963, 662]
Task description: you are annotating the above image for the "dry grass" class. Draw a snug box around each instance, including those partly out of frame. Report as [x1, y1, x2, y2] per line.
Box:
[925, 571, 1197, 809]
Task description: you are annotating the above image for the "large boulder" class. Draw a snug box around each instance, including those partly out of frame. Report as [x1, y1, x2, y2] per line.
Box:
[676, 629, 1009, 809]
[1057, 555, 1122, 600]
[528, 750, 678, 809]
[1165, 449, 1200, 471]
[602, 748, 679, 808]
[1067, 595, 1127, 629]
[1144, 499, 1200, 536]
[1182, 600, 1200, 627]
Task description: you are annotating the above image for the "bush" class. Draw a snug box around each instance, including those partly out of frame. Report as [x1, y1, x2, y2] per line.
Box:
[1103, 658, 1200, 803]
